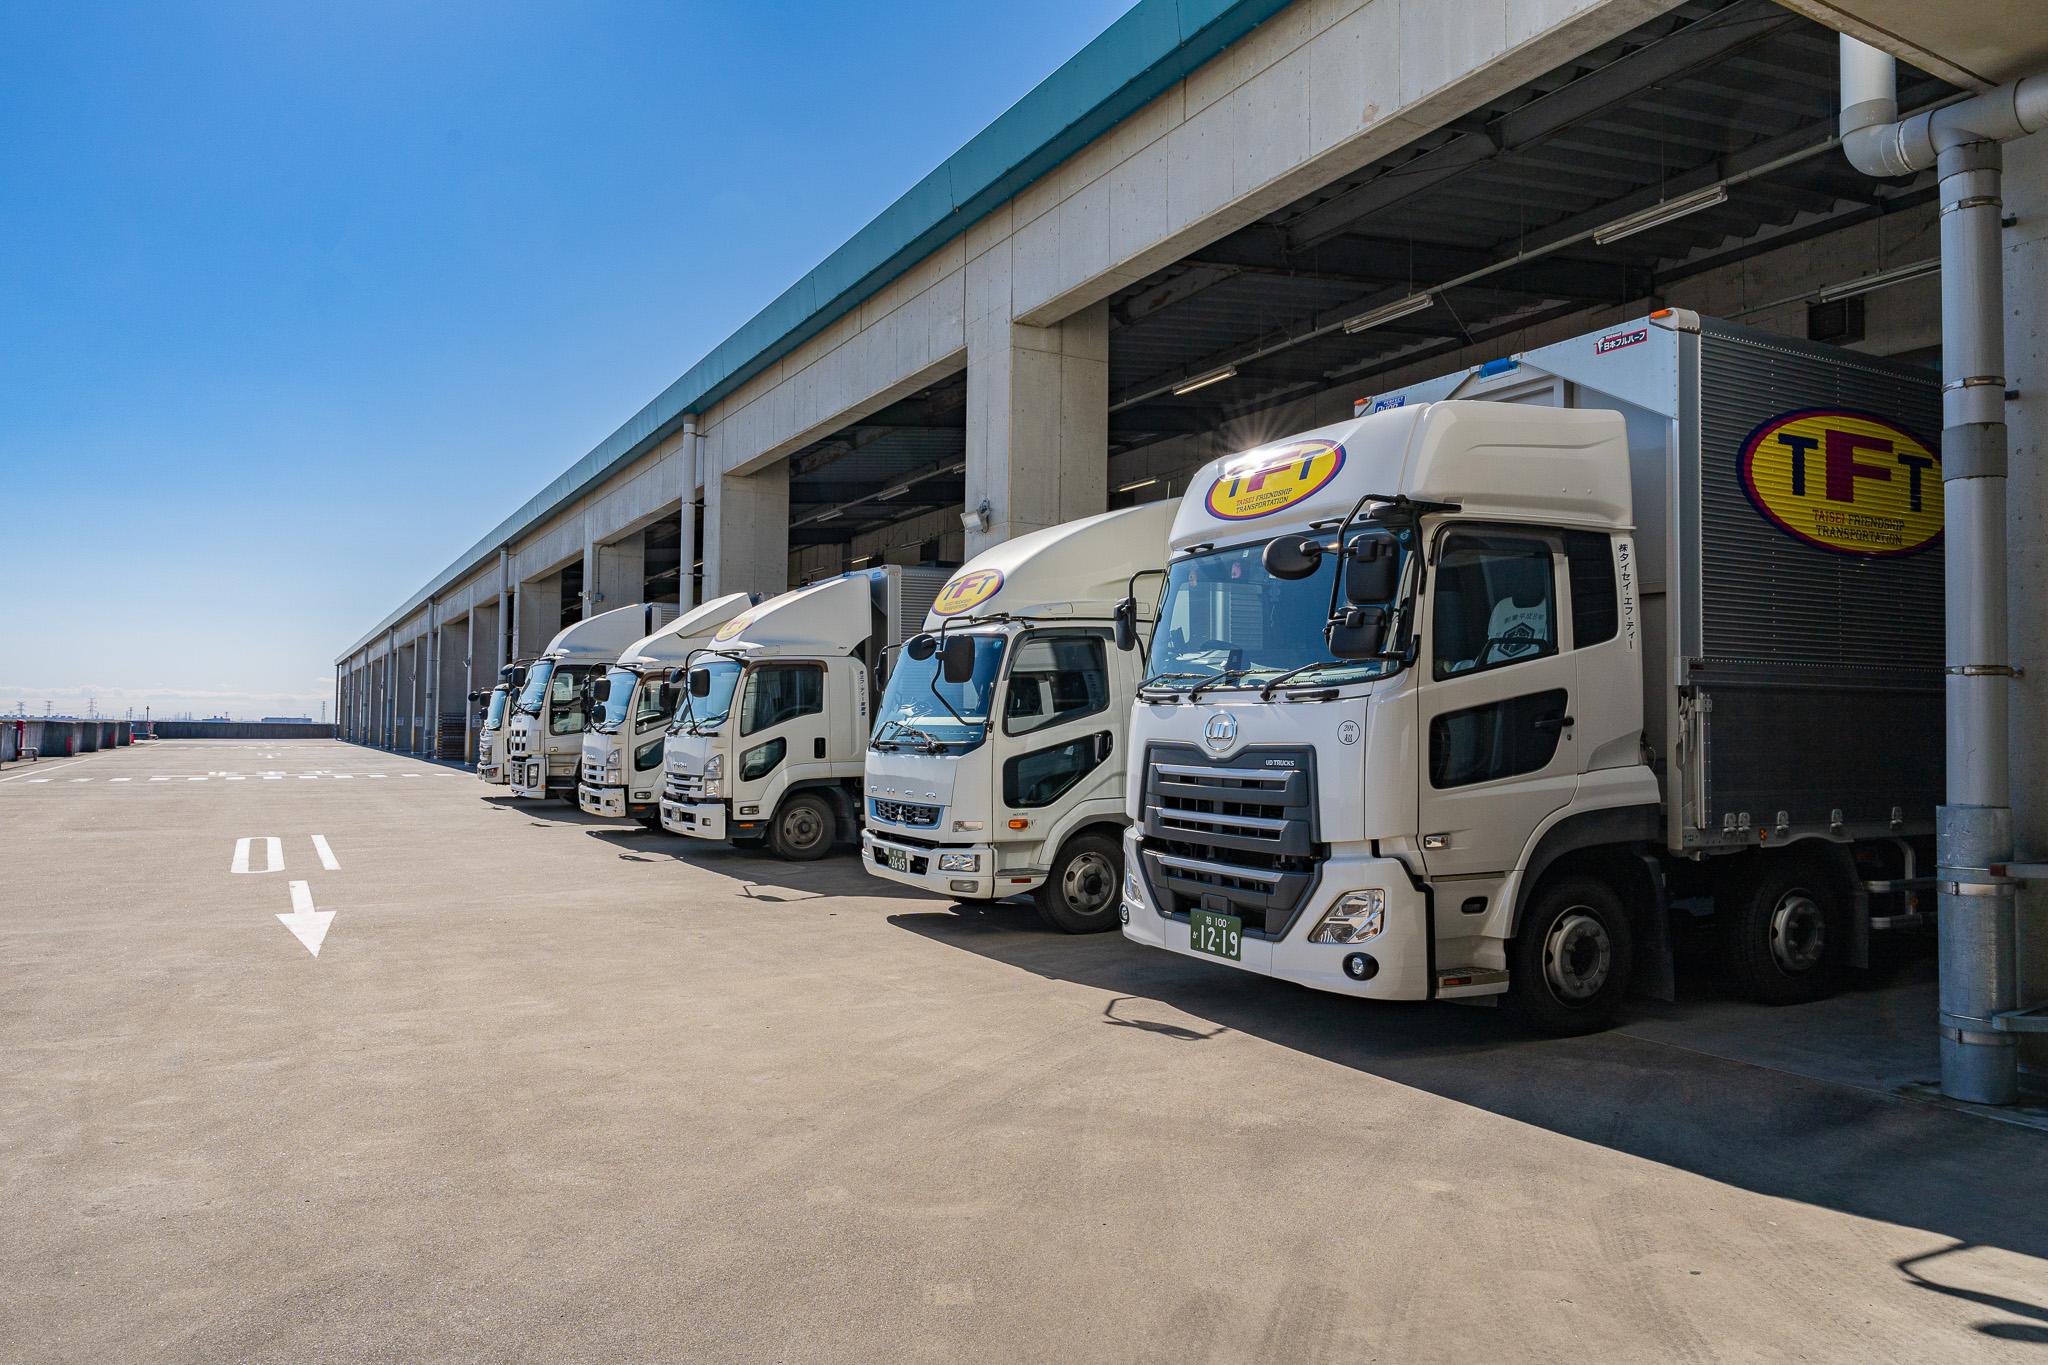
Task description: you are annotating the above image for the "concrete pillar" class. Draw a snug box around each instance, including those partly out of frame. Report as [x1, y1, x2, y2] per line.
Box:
[963, 280, 1108, 557]
[2005, 128, 2047, 1087]
[518, 573, 561, 653]
[704, 459, 789, 599]
[591, 532, 645, 613]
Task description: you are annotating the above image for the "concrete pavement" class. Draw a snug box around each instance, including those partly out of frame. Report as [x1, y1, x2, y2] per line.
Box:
[3, 739, 2044, 1361]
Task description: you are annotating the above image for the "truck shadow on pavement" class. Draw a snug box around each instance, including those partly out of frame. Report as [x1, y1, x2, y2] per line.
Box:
[890, 899, 2048, 1269]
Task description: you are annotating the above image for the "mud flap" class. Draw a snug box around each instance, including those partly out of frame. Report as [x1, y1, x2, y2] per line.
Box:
[1633, 850, 1676, 1003]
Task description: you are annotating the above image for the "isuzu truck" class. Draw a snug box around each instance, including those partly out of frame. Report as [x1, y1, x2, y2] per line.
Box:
[576, 593, 755, 826]
[1118, 310, 1942, 1033]
[659, 565, 950, 858]
[506, 603, 679, 801]
[862, 502, 1175, 930]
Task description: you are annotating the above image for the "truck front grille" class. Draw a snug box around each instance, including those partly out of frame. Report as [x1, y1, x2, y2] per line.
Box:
[507, 733, 529, 757]
[1138, 745, 1319, 938]
[871, 798, 941, 827]
[664, 773, 705, 801]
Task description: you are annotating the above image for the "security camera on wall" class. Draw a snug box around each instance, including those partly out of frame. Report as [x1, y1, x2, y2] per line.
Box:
[960, 499, 991, 534]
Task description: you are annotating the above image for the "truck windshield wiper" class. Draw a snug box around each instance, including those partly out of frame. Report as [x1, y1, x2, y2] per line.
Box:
[1188, 669, 1259, 701]
[1258, 659, 1351, 700]
[873, 720, 940, 753]
[1137, 671, 1211, 696]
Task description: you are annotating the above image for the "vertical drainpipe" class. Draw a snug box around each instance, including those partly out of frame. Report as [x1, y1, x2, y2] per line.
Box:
[498, 547, 511, 674]
[385, 628, 396, 752]
[1841, 37, 2048, 1104]
[680, 417, 700, 609]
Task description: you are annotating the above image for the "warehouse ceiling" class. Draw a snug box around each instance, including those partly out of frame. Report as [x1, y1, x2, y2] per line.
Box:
[784, 0, 1957, 546]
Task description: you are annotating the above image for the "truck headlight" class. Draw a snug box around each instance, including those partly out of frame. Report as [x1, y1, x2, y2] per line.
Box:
[1309, 889, 1386, 944]
[1124, 866, 1143, 905]
[938, 853, 980, 873]
[701, 753, 723, 797]
[603, 751, 622, 773]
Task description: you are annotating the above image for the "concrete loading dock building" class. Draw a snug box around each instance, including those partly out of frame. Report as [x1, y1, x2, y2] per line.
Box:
[337, 0, 2047, 1094]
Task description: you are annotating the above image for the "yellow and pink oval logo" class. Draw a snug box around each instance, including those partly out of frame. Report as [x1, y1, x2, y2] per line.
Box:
[711, 609, 758, 643]
[1738, 409, 1941, 557]
[1205, 439, 1346, 521]
[933, 568, 1004, 616]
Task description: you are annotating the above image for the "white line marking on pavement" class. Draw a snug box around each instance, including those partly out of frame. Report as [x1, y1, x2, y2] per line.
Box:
[277, 881, 333, 957]
[111, 777, 130, 782]
[69, 779, 90, 783]
[150, 776, 168, 782]
[188, 777, 206, 782]
[311, 835, 340, 870]
[335, 774, 353, 780]
[29, 778, 49, 783]
[231, 837, 284, 874]
[0, 757, 89, 784]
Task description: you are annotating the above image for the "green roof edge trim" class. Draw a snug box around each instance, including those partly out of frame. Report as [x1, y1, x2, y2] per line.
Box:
[340, 0, 1290, 662]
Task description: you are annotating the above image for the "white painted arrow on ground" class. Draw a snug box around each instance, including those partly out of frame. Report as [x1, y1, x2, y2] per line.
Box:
[277, 880, 334, 957]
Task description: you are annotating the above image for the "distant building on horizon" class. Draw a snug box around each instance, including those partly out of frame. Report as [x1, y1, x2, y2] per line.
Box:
[260, 716, 314, 723]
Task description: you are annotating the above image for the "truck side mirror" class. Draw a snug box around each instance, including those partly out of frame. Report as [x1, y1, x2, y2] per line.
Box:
[689, 668, 712, 698]
[1327, 606, 1390, 659]
[906, 633, 937, 661]
[1263, 536, 1323, 580]
[591, 678, 611, 703]
[499, 665, 518, 682]
[1344, 531, 1401, 604]
[1113, 598, 1138, 652]
[656, 683, 678, 713]
[941, 636, 977, 684]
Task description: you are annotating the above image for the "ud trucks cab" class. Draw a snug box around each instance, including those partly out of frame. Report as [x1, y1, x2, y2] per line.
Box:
[474, 674, 521, 784]
[862, 502, 1174, 931]
[1119, 311, 1942, 1034]
[577, 593, 755, 826]
[506, 603, 679, 800]
[660, 565, 950, 858]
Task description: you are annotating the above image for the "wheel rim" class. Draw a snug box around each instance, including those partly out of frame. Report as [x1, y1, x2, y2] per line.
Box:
[1543, 909, 1612, 1002]
[1061, 851, 1118, 917]
[782, 803, 827, 851]
[1769, 890, 1826, 974]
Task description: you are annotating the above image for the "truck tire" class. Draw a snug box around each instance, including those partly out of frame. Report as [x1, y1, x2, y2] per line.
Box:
[635, 814, 664, 831]
[1506, 874, 1634, 1036]
[1033, 833, 1123, 934]
[767, 792, 836, 861]
[1721, 855, 1843, 1005]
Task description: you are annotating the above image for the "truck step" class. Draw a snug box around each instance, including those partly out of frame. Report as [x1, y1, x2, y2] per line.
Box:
[1436, 966, 1509, 998]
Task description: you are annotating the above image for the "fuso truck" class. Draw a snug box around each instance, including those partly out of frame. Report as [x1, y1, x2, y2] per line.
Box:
[576, 593, 755, 825]
[506, 603, 681, 800]
[862, 502, 1174, 930]
[659, 565, 951, 858]
[1118, 310, 1943, 1033]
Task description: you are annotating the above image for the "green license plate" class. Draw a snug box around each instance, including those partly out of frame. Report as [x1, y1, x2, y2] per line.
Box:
[1189, 908, 1242, 961]
[886, 847, 909, 872]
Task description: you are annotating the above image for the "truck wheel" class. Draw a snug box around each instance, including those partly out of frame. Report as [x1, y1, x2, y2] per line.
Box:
[768, 793, 835, 861]
[1721, 856, 1843, 1005]
[1506, 875, 1634, 1036]
[635, 814, 664, 831]
[1033, 833, 1122, 934]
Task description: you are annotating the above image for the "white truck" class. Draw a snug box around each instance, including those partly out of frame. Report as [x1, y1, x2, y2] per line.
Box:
[576, 593, 756, 826]
[1118, 310, 1943, 1033]
[659, 565, 950, 858]
[862, 502, 1175, 930]
[505, 603, 680, 800]
[473, 673, 520, 785]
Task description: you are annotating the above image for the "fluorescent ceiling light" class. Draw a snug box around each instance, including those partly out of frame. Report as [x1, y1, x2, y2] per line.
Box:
[1343, 292, 1434, 334]
[875, 485, 909, 501]
[1592, 186, 1728, 245]
[1816, 257, 1940, 302]
[813, 509, 841, 523]
[1172, 366, 1237, 396]
[1117, 477, 1159, 492]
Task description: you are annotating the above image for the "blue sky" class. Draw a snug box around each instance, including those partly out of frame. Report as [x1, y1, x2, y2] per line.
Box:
[0, 0, 1130, 719]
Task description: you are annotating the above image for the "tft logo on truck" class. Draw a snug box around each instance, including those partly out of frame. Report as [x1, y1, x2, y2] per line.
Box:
[1738, 408, 1941, 557]
[1205, 439, 1345, 520]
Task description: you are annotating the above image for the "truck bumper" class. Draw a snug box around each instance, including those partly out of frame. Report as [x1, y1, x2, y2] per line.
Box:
[478, 761, 507, 784]
[1119, 829, 1432, 1000]
[661, 798, 727, 840]
[579, 783, 626, 818]
[862, 830, 1020, 899]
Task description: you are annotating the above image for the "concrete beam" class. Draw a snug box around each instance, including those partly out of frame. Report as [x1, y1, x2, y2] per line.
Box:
[964, 289, 1108, 556]
[704, 461, 789, 600]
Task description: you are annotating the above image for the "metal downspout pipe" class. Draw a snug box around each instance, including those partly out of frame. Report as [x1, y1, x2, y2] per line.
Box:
[680, 417, 700, 609]
[1840, 36, 2048, 1104]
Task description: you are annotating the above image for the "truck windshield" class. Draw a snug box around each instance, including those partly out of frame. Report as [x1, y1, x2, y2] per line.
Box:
[673, 659, 743, 732]
[592, 667, 640, 732]
[548, 664, 602, 735]
[484, 688, 510, 729]
[514, 661, 554, 715]
[873, 635, 1007, 752]
[1148, 540, 1408, 691]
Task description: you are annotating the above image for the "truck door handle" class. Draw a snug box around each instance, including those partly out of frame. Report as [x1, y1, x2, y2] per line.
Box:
[1532, 715, 1575, 733]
